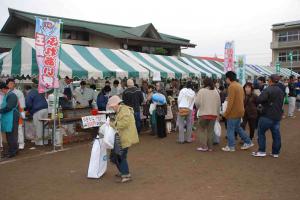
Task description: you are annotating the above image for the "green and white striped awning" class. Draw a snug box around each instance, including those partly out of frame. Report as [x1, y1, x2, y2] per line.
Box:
[0, 37, 149, 79]
[179, 57, 223, 78]
[120, 49, 201, 79]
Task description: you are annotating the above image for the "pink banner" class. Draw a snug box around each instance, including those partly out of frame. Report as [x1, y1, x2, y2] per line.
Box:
[35, 18, 61, 93]
[224, 41, 235, 73]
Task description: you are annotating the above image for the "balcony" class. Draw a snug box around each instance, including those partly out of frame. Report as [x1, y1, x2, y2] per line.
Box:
[271, 40, 300, 49]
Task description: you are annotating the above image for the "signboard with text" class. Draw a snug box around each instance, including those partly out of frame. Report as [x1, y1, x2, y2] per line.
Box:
[35, 17, 61, 93]
[224, 41, 235, 73]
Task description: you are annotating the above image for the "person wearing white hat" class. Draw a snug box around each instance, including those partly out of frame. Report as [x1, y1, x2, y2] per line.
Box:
[107, 95, 139, 183]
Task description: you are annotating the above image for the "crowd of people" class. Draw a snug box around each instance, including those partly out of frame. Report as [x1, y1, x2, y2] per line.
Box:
[0, 72, 300, 182]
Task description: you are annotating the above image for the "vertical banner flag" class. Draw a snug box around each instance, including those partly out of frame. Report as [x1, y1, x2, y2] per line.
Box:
[35, 17, 61, 93]
[224, 41, 235, 73]
[236, 55, 246, 86]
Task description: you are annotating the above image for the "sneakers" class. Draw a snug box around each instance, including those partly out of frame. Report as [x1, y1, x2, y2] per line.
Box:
[269, 153, 279, 158]
[222, 146, 236, 152]
[241, 143, 254, 150]
[252, 151, 266, 157]
[197, 147, 208, 152]
[116, 174, 132, 183]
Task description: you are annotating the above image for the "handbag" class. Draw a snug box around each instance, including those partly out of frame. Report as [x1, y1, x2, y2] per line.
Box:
[178, 107, 190, 116]
[156, 105, 167, 116]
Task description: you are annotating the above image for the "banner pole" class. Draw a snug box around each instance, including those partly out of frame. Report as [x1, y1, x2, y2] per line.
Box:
[52, 20, 64, 151]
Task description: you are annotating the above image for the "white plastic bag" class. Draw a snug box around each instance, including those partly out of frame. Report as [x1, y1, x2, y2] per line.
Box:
[214, 121, 221, 137]
[99, 117, 116, 149]
[87, 137, 108, 179]
[149, 103, 156, 115]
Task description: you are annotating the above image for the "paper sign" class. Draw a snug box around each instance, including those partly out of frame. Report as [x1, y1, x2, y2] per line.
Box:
[82, 115, 106, 129]
[153, 71, 161, 81]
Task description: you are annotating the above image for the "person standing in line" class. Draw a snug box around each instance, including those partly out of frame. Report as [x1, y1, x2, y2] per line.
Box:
[252, 75, 284, 158]
[287, 75, 297, 118]
[241, 82, 258, 141]
[6, 78, 26, 150]
[111, 80, 123, 97]
[222, 71, 254, 152]
[296, 77, 300, 111]
[195, 78, 221, 151]
[24, 85, 49, 146]
[0, 82, 19, 158]
[122, 79, 144, 134]
[177, 81, 195, 144]
[0, 84, 4, 151]
[153, 82, 168, 138]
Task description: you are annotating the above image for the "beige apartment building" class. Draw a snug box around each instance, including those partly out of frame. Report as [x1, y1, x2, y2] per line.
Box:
[271, 20, 300, 73]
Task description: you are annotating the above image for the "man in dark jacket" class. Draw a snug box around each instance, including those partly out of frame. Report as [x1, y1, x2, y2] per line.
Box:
[287, 75, 297, 118]
[122, 79, 144, 133]
[252, 74, 284, 158]
[0, 82, 19, 158]
[24, 85, 48, 146]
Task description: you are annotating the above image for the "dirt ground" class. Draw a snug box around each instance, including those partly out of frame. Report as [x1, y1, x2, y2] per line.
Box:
[0, 108, 300, 200]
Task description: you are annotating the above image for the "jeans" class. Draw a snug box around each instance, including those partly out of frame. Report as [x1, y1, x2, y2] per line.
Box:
[178, 111, 193, 142]
[134, 112, 141, 134]
[241, 116, 257, 140]
[257, 117, 281, 155]
[226, 118, 252, 148]
[116, 148, 129, 176]
[288, 97, 296, 116]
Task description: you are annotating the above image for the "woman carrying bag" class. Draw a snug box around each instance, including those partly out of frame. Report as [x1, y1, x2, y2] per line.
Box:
[107, 95, 139, 183]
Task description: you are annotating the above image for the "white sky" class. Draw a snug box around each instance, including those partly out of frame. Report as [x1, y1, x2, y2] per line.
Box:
[0, 0, 300, 65]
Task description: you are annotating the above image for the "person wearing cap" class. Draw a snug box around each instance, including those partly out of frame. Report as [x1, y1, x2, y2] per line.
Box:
[122, 79, 144, 134]
[0, 82, 19, 158]
[107, 95, 139, 183]
[252, 74, 284, 158]
[6, 78, 26, 149]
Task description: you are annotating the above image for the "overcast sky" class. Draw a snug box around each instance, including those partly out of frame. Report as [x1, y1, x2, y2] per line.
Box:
[0, 0, 299, 65]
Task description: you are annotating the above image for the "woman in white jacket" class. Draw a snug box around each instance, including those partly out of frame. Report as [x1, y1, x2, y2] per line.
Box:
[177, 81, 195, 143]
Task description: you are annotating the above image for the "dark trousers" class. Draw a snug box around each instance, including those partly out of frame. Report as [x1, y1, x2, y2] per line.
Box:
[116, 148, 129, 176]
[156, 115, 166, 138]
[241, 116, 257, 140]
[257, 117, 281, 155]
[5, 115, 19, 156]
[134, 112, 141, 134]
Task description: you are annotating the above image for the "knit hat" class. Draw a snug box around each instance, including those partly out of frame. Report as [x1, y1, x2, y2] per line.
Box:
[107, 95, 123, 107]
[127, 79, 134, 87]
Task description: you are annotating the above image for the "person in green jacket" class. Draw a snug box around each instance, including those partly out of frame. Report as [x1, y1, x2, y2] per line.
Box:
[0, 82, 19, 158]
[107, 95, 139, 183]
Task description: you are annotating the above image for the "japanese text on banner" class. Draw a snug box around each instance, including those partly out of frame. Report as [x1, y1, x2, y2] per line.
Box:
[224, 41, 235, 73]
[35, 17, 61, 93]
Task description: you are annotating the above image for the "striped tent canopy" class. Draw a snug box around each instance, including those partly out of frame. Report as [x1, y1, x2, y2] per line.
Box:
[0, 37, 149, 79]
[179, 57, 222, 78]
[120, 50, 201, 79]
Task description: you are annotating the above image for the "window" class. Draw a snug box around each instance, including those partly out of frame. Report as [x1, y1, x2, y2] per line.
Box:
[278, 30, 300, 42]
[62, 30, 89, 41]
[278, 50, 300, 62]
[278, 51, 287, 62]
[278, 32, 287, 42]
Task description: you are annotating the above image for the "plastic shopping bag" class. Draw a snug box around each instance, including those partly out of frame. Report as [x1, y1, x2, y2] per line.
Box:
[99, 117, 116, 149]
[214, 121, 221, 144]
[214, 121, 221, 137]
[87, 136, 108, 179]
